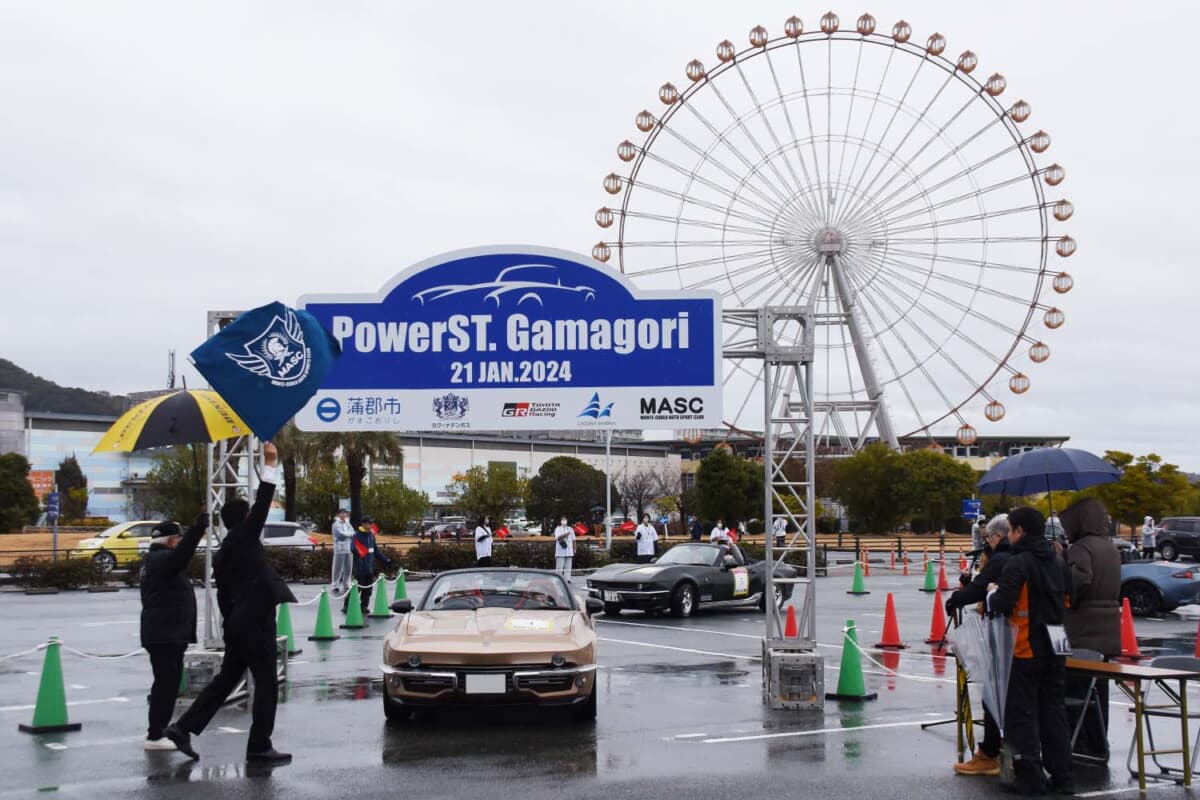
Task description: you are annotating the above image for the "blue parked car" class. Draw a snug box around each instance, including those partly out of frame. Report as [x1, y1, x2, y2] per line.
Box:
[1120, 561, 1200, 616]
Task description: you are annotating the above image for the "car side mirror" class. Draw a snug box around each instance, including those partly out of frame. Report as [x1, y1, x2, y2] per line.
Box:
[722, 555, 737, 570]
[390, 599, 413, 614]
[585, 597, 604, 615]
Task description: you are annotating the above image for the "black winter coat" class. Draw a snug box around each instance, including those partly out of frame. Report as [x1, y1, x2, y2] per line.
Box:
[1062, 498, 1122, 656]
[946, 539, 1013, 612]
[991, 534, 1073, 660]
[214, 478, 296, 625]
[140, 516, 207, 647]
[351, 530, 392, 579]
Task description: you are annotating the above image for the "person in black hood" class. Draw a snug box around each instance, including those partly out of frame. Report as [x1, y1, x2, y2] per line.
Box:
[989, 506, 1074, 796]
[944, 513, 1012, 777]
[140, 514, 208, 751]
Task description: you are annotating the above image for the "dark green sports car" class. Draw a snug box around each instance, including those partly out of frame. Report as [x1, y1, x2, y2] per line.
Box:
[586, 542, 796, 618]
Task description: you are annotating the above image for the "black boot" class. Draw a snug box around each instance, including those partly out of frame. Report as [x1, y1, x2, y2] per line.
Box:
[163, 724, 199, 760]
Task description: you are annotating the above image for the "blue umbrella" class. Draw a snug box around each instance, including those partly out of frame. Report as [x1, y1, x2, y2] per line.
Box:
[976, 447, 1121, 497]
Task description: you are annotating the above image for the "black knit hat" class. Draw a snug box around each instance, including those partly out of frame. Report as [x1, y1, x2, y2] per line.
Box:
[151, 521, 181, 542]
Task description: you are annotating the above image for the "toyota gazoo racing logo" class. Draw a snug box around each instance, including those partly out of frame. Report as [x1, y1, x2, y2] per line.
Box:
[639, 396, 704, 421]
[433, 393, 469, 420]
[577, 392, 613, 419]
[502, 402, 559, 418]
[227, 309, 311, 387]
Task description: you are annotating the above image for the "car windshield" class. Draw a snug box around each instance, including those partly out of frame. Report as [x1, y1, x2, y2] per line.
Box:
[656, 544, 720, 567]
[422, 571, 574, 611]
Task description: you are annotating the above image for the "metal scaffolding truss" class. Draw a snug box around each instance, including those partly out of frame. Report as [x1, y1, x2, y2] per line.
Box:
[723, 307, 816, 644]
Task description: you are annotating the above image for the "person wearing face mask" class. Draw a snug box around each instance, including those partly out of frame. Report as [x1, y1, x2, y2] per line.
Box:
[635, 514, 658, 564]
[553, 517, 576, 581]
[475, 515, 494, 566]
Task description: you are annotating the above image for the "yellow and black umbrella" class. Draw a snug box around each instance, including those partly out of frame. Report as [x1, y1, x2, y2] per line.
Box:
[92, 390, 250, 453]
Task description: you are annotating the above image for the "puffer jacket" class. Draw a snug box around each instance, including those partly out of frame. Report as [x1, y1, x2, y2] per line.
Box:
[1061, 498, 1122, 656]
[140, 515, 207, 647]
[991, 533, 1072, 659]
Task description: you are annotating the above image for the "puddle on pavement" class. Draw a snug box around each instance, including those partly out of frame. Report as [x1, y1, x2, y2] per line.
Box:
[1134, 636, 1197, 658]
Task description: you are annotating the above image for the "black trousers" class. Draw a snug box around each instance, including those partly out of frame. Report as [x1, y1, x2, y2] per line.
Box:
[176, 610, 278, 754]
[1005, 655, 1073, 790]
[342, 582, 372, 614]
[636, 554, 654, 564]
[477, 556, 492, 566]
[146, 642, 187, 740]
[979, 706, 1002, 758]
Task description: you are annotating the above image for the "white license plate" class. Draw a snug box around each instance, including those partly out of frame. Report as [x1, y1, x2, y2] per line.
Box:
[603, 591, 620, 603]
[465, 673, 506, 694]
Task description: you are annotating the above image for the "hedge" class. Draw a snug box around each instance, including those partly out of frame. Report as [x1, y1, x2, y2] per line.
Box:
[9, 540, 825, 589]
[11, 556, 103, 589]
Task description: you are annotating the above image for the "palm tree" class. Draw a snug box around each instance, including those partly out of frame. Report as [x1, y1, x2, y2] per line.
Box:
[315, 432, 404, 527]
[271, 421, 323, 521]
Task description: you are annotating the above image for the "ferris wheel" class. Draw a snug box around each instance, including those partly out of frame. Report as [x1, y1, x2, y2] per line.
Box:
[592, 12, 1075, 449]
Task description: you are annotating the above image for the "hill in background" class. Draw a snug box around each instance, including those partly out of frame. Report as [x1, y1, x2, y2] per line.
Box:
[0, 358, 127, 415]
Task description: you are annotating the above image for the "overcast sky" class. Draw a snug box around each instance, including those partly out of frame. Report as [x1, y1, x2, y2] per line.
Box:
[1, 1, 1195, 470]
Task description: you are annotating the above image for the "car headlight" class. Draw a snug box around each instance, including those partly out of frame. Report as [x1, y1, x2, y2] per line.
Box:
[551, 654, 566, 668]
[407, 654, 422, 668]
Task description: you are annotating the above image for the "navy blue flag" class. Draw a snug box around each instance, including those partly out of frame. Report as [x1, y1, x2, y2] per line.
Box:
[189, 301, 341, 441]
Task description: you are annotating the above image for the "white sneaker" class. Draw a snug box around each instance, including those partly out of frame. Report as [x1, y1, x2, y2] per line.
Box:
[144, 737, 178, 751]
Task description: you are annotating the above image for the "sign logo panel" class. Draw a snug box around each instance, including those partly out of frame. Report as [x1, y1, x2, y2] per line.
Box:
[295, 246, 721, 431]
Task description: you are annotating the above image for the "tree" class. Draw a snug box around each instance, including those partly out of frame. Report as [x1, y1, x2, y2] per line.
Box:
[1090, 452, 1194, 534]
[295, 462, 348, 530]
[272, 422, 322, 521]
[655, 467, 682, 525]
[141, 445, 205, 522]
[55, 455, 88, 521]
[897, 449, 978, 531]
[363, 478, 429, 534]
[316, 433, 403, 526]
[695, 447, 762, 525]
[828, 443, 907, 533]
[0, 453, 39, 532]
[614, 467, 661, 521]
[527, 456, 609, 530]
[447, 463, 528, 524]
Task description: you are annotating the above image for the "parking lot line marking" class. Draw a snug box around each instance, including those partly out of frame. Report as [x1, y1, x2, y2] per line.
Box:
[597, 637, 760, 661]
[1077, 784, 1175, 798]
[0, 696, 129, 713]
[79, 620, 139, 627]
[701, 719, 926, 743]
[672, 733, 708, 739]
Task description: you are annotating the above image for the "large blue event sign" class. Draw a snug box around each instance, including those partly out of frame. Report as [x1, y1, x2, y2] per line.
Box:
[294, 246, 722, 432]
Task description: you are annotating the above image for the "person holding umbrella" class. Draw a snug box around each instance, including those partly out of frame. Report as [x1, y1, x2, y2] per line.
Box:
[165, 442, 296, 764]
[140, 514, 209, 751]
[944, 514, 1012, 777]
[987, 507, 1074, 796]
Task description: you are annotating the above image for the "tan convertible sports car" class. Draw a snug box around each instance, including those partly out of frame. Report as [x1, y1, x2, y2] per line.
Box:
[381, 568, 603, 721]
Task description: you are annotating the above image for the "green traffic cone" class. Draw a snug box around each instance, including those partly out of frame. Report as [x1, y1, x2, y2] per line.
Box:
[308, 589, 341, 641]
[341, 585, 366, 629]
[846, 561, 870, 595]
[825, 620, 878, 702]
[919, 559, 938, 592]
[178, 662, 188, 697]
[276, 603, 302, 656]
[370, 579, 393, 618]
[393, 570, 408, 601]
[19, 637, 81, 733]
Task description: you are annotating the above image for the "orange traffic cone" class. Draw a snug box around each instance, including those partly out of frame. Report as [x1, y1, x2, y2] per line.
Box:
[890, 551, 895, 572]
[959, 551, 968, 572]
[875, 592, 908, 649]
[924, 588, 948, 645]
[784, 605, 799, 638]
[937, 559, 950, 591]
[862, 550, 870, 577]
[902, 550, 909, 577]
[1194, 617, 1200, 659]
[1120, 597, 1144, 659]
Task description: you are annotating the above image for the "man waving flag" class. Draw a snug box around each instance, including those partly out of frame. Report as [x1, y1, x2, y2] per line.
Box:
[190, 302, 341, 440]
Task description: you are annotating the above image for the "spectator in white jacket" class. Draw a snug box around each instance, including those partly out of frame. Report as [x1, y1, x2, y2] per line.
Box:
[330, 509, 354, 594]
[553, 517, 575, 581]
[635, 514, 658, 564]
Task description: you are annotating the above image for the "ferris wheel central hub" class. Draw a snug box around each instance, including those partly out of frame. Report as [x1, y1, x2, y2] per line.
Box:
[815, 229, 845, 255]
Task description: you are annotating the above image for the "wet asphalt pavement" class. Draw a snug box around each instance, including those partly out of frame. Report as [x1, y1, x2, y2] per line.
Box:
[2, 564, 1199, 799]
